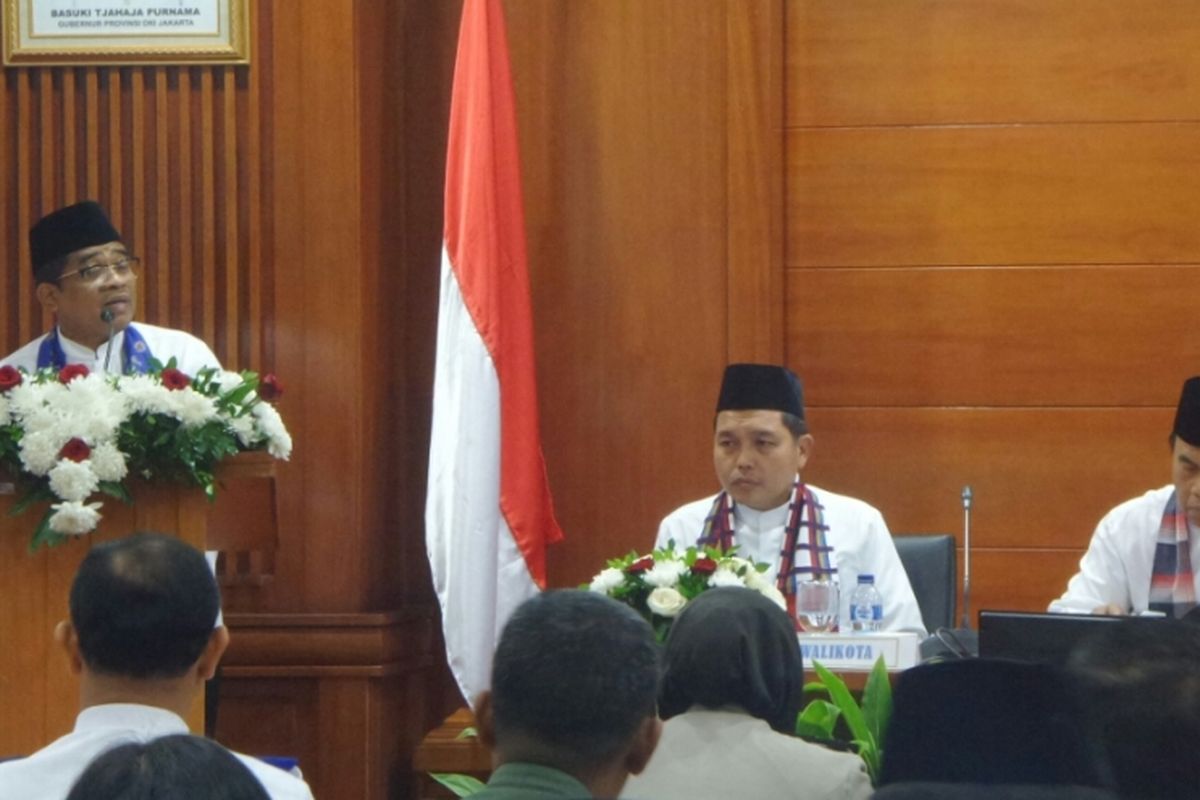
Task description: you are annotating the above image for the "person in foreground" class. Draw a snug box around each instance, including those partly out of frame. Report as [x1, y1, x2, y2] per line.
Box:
[1, 200, 219, 375]
[656, 363, 923, 631]
[0, 532, 313, 800]
[473, 590, 662, 800]
[1067, 618, 1200, 800]
[1050, 376, 1200, 616]
[65, 734, 269, 800]
[621, 587, 871, 800]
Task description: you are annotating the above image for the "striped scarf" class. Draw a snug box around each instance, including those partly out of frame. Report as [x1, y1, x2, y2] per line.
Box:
[1149, 490, 1196, 618]
[698, 478, 836, 621]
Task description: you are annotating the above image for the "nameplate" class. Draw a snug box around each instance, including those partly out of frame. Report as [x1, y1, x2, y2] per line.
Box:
[797, 632, 921, 670]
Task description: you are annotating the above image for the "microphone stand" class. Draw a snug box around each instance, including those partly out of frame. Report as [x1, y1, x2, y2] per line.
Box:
[101, 309, 115, 373]
[960, 485, 973, 630]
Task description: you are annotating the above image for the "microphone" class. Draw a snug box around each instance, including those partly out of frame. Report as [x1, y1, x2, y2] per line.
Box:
[960, 485, 973, 630]
[100, 308, 115, 373]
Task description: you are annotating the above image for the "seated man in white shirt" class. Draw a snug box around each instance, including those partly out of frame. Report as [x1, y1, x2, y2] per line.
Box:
[1050, 376, 1200, 617]
[1, 200, 219, 376]
[656, 363, 924, 632]
[0, 532, 314, 800]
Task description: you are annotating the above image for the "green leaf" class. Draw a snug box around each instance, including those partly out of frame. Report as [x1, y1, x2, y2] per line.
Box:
[811, 661, 872, 749]
[796, 698, 840, 739]
[860, 655, 893, 750]
[428, 773, 487, 797]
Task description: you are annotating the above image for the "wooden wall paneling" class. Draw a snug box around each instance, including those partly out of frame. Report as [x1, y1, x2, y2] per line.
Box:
[787, 0, 1200, 128]
[786, 124, 1200, 268]
[968, 549, 1086, 617]
[803, 407, 1171, 552]
[785, 265, 1200, 407]
[500, 1, 741, 589]
[725, 0, 784, 364]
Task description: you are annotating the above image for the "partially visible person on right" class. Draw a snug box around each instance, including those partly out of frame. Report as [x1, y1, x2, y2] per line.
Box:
[621, 586, 871, 800]
[1067, 618, 1200, 800]
[1050, 376, 1200, 617]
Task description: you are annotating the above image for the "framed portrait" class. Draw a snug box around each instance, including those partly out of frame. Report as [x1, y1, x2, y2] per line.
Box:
[3, 0, 250, 66]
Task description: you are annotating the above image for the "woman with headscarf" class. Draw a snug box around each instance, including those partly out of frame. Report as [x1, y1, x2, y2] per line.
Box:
[621, 587, 871, 800]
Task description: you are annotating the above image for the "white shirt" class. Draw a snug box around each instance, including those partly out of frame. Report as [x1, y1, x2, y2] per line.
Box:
[0, 704, 314, 800]
[1049, 485, 1200, 614]
[657, 484, 926, 633]
[621, 707, 872, 800]
[1, 322, 220, 377]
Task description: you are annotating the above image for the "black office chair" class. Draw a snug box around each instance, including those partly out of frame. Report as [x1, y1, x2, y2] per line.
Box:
[873, 784, 1118, 799]
[893, 534, 956, 632]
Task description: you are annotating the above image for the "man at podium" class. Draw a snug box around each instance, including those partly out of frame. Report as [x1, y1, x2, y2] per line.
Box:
[655, 363, 924, 632]
[1, 201, 219, 376]
[1051, 376, 1200, 618]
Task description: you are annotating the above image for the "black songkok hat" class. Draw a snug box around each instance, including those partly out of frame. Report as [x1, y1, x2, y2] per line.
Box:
[29, 201, 122, 280]
[715, 363, 804, 419]
[1174, 377, 1200, 447]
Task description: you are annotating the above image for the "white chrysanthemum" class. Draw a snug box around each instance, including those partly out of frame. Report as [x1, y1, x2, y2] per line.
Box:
[227, 414, 259, 448]
[644, 558, 688, 588]
[647, 587, 688, 617]
[166, 389, 218, 428]
[19, 430, 65, 476]
[253, 402, 292, 459]
[215, 370, 247, 392]
[742, 568, 774, 593]
[48, 500, 103, 535]
[48, 459, 100, 502]
[759, 585, 788, 610]
[0, 392, 10, 424]
[708, 567, 744, 588]
[59, 374, 128, 441]
[117, 375, 173, 415]
[89, 441, 128, 482]
[589, 567, 625, 595]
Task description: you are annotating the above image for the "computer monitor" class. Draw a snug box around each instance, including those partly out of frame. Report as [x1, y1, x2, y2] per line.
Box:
[978, 610, 1167, 666]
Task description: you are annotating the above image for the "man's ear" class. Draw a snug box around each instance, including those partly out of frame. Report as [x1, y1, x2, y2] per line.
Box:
[623, 716, 662, 776]
[795, 433, 815, 472]
[54, 620, 84, 676]
[194, 626, 230, 683]
[35, 282, 61, 315]
[474, 690, 497, 751]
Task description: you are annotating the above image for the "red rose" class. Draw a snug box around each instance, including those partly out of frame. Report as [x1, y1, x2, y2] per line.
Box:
[259, 373, 284, 402]
[59, 438, 91, 463]
[691, 557, 718, 576]
[627, 556, 655, 574]
[161, 368, 191, 391]
[58, 364, 90, 384]
[0, 366, 22, 391]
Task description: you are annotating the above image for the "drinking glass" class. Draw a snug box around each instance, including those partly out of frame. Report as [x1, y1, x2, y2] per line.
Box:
[795, 579, 839, 633]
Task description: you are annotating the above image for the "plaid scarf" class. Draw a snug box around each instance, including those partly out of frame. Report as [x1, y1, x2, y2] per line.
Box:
[698, 477, 836, 605]
[1149, 490, 1196, 618]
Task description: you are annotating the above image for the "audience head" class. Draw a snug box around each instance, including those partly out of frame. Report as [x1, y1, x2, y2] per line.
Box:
[881, 658, 1111, 788]
[658, 586, 803, 734]
[65, 735, 269, 800]
[1068, 619, 1200, 800]
[477, 590, 661, 788]
[64, 532, 222, 680]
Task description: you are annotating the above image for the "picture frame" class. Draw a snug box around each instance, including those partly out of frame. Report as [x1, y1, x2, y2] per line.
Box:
[3, 0, 250, 66]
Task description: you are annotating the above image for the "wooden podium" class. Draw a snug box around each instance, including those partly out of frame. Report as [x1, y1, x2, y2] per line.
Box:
[0, 452, 275, 758]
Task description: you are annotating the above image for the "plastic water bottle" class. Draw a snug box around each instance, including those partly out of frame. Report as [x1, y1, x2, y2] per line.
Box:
[850, 574, 883, 632]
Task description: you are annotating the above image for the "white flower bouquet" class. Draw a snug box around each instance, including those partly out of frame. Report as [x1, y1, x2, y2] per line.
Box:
[0, 359, 292, 548]
[586, 543, 784, 640]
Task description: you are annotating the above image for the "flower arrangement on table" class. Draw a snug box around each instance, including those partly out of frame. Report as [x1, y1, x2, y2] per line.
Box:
[586, 543, 784, 640]
[0, 359, 292, 549]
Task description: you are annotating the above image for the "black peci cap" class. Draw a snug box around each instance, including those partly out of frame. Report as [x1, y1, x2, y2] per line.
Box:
[715, 363, 804, 419]
[1174, 377, 1200, 447]
[30, 201, 122, 281]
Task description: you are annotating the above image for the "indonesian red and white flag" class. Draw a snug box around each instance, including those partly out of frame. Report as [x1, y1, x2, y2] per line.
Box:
[425, 0, 564, 708]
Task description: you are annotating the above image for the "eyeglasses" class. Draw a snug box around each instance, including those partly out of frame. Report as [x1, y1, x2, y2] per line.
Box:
[57, 257, 141, 285]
